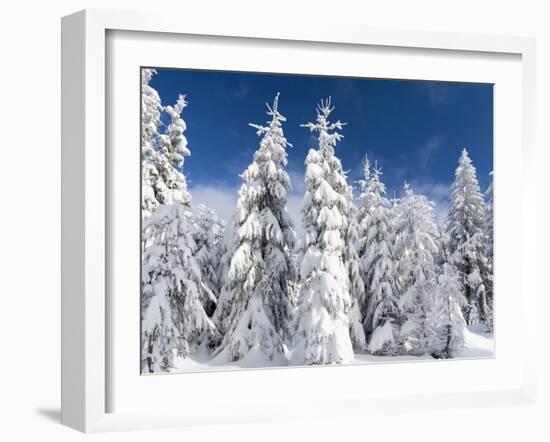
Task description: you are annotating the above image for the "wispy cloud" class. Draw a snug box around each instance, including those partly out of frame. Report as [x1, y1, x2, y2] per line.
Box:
[232, 82, 249, 99]
[418, 135, 445, 170]
[287, 168, 307, 196]
[420, 82, 449, 108]
[286, 194, 304, 239]
[189, 184, 239, 222]
[285, 168, 307, 237]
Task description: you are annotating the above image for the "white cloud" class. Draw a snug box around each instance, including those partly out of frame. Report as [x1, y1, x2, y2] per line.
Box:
[189, 184, 239, 222]
[232, 82, 249, 99]
[418, 135, 444, 170]
[285, 168, 307, 237]
[422, 82, 449, 108]
[412, 181, 450, 200]
[287, 169, 307, 196]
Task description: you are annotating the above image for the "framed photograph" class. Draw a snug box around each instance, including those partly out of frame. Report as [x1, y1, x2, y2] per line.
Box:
[61, 9, 537, 433]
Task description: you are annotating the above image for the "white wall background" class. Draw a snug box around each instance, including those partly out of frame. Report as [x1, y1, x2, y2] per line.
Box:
[0, 1, 547, 440]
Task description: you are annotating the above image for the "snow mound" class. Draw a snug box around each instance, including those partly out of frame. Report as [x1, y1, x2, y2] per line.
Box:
[460, 327, 494, 358]
[367, 321, 394, 354]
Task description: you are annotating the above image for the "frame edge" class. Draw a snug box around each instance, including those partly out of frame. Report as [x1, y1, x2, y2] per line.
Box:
[61, 9, 87, 432]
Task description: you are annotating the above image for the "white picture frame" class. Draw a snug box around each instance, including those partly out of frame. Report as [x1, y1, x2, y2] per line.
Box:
[61, 9, 537, 433]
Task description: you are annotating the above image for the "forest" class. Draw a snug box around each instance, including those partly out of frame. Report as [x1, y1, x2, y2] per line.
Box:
[140, 68, 494, 374]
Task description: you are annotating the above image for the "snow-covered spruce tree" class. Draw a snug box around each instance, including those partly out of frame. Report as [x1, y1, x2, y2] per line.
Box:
[484, 172, 494, 270]
[141, 205, 216, 373]
[213, 93, 296, 363]
[431, 263, 467, 358]
[357, 156, 400, 354]
[159, 96, 190, 169]
[344, 201, 367, 351]
[141, 272, 179, 373]
[292, 98, 355, 365]
[445, 149, 490, 327]
[211, 213, 238, 341]
[191, 204, 226, 316]
[484, 172, 494, 329]
[141, 71, 217, 371]
[141, 69, 189, 220]
[141, 68, 163, 218]
[393, 183, 440, 355]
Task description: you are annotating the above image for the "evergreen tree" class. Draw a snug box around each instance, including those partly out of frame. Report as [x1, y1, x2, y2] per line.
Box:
[484, 172, 494, 330]
[484, 172, 494, 270]
[445, 149, 490, 327]
[357, 156, 400, 354]
[293, 98, 354, 365]
[141, 273, 179, 373]
[393, 184, 439, 291]
[213, 94, 296, 363]
[159, 96, 190, 170]
[141, 205, 216, 373]
[141, 69, 189, 219]
[212, 214, 238, 340]
[141, 68, 163, 218]
[393, 183, 440, 355]
[344, 201, 367, 350]
[191, 204, 226, 316]
[431, 263, 467, 358]
[141, 70, 217, 371]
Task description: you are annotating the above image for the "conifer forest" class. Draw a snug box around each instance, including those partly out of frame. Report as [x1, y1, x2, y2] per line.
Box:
[141, 68, 494, 374]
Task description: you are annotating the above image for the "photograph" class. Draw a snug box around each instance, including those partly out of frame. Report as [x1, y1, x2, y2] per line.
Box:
[140, 67, 494, 374]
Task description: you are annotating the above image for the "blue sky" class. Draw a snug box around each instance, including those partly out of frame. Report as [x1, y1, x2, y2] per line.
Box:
[147, 68, 493, 224]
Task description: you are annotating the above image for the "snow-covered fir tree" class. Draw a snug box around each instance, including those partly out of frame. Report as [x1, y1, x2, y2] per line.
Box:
[344, 201, 367, 351]
[191, 204, 226, 316]
[159, 96, 190, 171]
[357, 156, 400, 354]
[141, 69, 189, 219]
[293, 98, 355, 365]
[141, 272, 179, 373]
[484, 172, 494, 329]
[431, 263, 467, 358]
[141, 71, 219, 372]
[211, 214, 238, 341]
[393, 183, 440, 355]
[484, 172, 494, 270]
[445, 149, 491, 327]
[213, 93, 296, 363]
[141, 68, 163, 218]
[141, 205, 216, 373]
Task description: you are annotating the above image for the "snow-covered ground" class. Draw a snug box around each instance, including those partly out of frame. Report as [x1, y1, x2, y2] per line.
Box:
[459, 324, 495, 358]
[169, 326, 494, 374]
